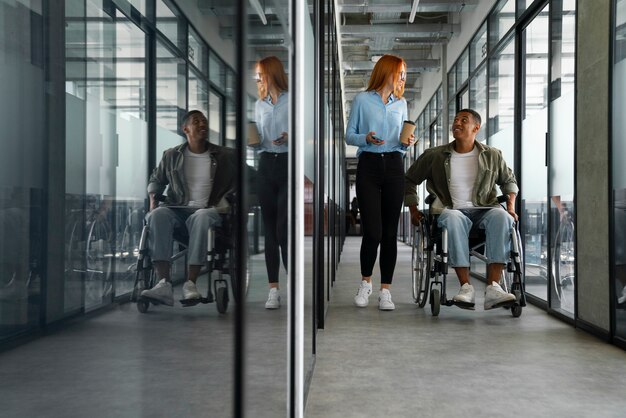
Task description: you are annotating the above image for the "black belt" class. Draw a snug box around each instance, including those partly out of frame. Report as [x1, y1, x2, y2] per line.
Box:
[261, 152, 288, 158]
[360, 151, 400, 158]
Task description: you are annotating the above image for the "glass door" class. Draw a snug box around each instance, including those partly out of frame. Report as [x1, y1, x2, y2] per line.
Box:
[548, 0, 576, 316]
[612, 0, 626, 340]
[520, 4, 549, 302]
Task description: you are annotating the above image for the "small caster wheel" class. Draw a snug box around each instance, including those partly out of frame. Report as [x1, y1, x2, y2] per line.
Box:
[430, 288, 440, 317]
[137, 299, 149, 313]
[216, 286, 229, 313]
[512, 305, 522, 318]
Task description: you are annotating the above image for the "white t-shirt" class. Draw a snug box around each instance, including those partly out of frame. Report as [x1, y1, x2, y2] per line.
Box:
[449, 147, 479, 209]
[183, 148, 213, 207]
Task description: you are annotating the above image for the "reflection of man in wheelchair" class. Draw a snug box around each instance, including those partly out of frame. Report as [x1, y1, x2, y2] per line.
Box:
[139, 110, 236, 308]
[405, 109, 521, 312]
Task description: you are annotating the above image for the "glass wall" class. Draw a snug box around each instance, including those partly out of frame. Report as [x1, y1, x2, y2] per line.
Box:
[488, 36, 516, 168]
[416, 0, 577, 316]
[613, 0, 626, 341]
[244, 1, 290, 415]
[521, 5, 550, 303]
[549, 0, 576, 316]
[0, 0, 46, 339]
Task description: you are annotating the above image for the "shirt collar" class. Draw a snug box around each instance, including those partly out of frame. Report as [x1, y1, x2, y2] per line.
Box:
[368, 90, 396, 104]
[263, 91, 287, 105]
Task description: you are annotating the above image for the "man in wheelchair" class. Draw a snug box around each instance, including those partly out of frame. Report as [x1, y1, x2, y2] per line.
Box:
[140, 110, 236, 306]
[404, 109, 518, 310]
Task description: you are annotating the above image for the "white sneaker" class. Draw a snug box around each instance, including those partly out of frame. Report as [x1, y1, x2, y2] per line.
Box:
[453, 283, 475, 305]
[140, 278, 174, 306]
[618, 285, 626, 305]
[354, 280, 372, 307]
[378, 288, 395, 311]
[265, 288, 281, 309]
[484, 282, 516, 310]
[182, 280, 201, 300]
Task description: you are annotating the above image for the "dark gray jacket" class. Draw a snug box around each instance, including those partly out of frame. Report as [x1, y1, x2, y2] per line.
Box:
[147, 141, 236, 213]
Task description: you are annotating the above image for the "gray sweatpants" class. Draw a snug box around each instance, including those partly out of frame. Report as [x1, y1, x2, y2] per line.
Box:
[146, 207, 222, 265]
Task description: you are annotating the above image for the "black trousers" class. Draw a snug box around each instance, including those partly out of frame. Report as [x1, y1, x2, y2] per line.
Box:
[355, 152, 405, 284]
[257, 152, 288, 283]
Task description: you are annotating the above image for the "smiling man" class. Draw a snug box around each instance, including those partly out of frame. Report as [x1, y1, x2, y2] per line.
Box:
[140, 110, 236, 306]
[404, 109, 519, 310]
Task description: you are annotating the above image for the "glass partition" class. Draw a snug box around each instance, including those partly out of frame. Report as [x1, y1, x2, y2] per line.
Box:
[521, 5, 549, 303]
[489, 0, 516, 51]
[156, 0, 183, 50]
[0, 0, 45, 340]
[549, 0, 576, 315]
[488, 36, 516, 168]
[470, 63, 488, 143]
[244, 1, 290, 414]
[156, 38, 185, 157]
[470, 22, 487, 71]
[613, 0, 626, 340]
[64, 0, 149, 313]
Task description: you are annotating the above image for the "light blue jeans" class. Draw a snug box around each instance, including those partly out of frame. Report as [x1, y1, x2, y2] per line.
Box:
[437, 207, 514, 268]
[146, 207, 222, 266]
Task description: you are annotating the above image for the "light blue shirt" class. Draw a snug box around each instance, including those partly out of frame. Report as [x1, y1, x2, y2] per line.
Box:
[255, 91, 289, 154]
[345, 90, 408, 157]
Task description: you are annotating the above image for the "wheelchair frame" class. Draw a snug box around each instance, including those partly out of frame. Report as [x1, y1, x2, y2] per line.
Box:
[130, 205, 245, 314]
[411, 195, 526, 317]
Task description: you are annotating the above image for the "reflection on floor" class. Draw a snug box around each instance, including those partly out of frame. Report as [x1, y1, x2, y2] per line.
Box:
[0, 253, 291, 418]
[306, 237, 626, 417]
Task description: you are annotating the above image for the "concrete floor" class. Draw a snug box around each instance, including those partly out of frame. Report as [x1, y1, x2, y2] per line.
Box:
[306, 237, 626, 418]
[1, 237, 626, 417]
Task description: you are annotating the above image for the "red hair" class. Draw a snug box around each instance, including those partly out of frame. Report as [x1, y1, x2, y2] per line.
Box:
[366, 54, 406, 99]
[256, 56, 288, 99]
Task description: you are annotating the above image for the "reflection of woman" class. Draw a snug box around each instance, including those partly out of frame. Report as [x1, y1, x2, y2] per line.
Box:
[345, 54, 415, 310]
[254, 56, 289, 309]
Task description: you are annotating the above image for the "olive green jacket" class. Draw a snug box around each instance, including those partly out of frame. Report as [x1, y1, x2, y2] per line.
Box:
[404, 140, 518, 208]
[147, 141, 236, 213]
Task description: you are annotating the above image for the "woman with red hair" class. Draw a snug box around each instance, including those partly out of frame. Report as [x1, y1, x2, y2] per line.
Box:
[253, 56, 289, 309]
[345, 54, 416, 310]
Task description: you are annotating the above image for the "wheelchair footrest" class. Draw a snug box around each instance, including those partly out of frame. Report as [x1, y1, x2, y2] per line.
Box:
[139, 295, 173, 307]
[452, 300, 476, 310]
[180, 297, 210, 307]
[485, 300, 517, 310]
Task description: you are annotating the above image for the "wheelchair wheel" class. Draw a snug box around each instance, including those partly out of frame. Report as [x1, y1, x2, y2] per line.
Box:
[85, 216, 114, 304]
[228, 250, 249, 304]
[412, 223, 430, 308]
[552, 217, 575, 302]
[216, 286, 229, 314]
[430, 288, 440, 316]
[511, 304, 522, 318]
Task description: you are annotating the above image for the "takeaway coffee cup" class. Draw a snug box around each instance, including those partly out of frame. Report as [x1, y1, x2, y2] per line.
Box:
[248, 121, 261, 146]
[400, 120, 416, 145]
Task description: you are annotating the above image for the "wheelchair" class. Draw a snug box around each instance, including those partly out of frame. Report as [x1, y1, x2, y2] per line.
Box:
[411, 195, 526, 317]
[130, 199, 246, 314]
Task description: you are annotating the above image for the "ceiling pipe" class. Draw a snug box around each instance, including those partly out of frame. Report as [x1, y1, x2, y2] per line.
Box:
[408, 0, 421, 23]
